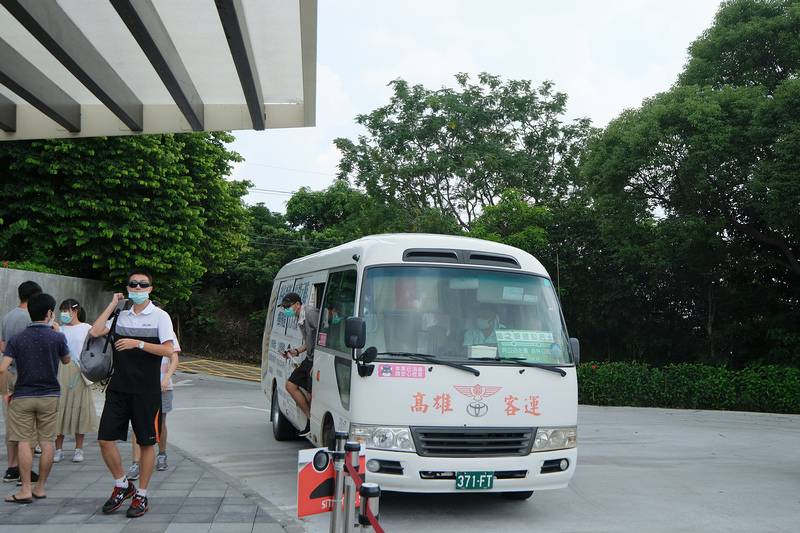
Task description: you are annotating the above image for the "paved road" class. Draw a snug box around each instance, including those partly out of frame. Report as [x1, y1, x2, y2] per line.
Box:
[165, 367, 800, 532]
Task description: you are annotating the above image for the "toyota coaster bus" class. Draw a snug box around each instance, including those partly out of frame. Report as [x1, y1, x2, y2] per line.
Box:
[262, 234, 579, 499]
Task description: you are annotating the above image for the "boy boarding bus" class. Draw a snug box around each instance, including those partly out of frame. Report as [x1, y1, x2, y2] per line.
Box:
[262, 234, 579, 499]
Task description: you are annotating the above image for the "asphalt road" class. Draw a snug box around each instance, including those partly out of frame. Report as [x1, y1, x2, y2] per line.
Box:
[164, 368, 799, 532]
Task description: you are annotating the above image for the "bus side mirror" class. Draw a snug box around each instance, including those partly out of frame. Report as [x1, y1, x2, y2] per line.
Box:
[570, 338, 580, 365]
[356, 346, 378, 377]
[345, 317, 366, 349]
[359, 346, 378, 364]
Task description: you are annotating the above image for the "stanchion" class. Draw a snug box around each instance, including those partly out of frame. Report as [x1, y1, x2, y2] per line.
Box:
[329, 432, 348, 533]
[358, 483, 382, 532]
[342, 441, 360, 532]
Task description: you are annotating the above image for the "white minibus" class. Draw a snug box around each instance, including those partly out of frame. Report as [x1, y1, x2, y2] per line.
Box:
[262, 234, 579, 499]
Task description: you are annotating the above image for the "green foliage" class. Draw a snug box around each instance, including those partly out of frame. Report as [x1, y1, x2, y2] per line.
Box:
[0, 133, 248, 302]
[210, 204, 303, 310]
[286, 180, 361, 232]
[469, 189, 551, 252]
[335, 72, 594, 230]
[287, 180, 462, 238]
[578, 362, 800, 414]
[180, 290, 224, 334]
[0, 259, 66, 276]
[580, 0, 800, 368]
[680, 0, 800, 93]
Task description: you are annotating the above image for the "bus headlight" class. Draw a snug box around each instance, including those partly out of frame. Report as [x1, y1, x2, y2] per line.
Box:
[533, 426, 577, 451]
[350, 424, 416, 452]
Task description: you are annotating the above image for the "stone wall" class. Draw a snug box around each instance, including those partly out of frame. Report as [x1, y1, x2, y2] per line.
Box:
[0, 268, 113, 330]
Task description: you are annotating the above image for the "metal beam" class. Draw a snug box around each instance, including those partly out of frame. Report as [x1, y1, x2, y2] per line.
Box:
[0, 38, 80, 132]
[0, 93, 16, 132]
[215, 0, 265, 130]
[1, 0, 144, 131]
[110, 0, 204, 131]
[299, 0, 317, 127]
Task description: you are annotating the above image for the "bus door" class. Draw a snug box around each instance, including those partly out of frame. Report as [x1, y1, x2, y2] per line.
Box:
[314, 269, 358, 429]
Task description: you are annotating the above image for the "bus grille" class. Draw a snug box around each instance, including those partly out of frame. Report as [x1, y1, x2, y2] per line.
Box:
[411, 427, 535, 457]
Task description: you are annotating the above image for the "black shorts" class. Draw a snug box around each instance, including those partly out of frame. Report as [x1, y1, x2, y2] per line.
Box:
[98, 389, 162, 446]
[288, 357, 313, 392]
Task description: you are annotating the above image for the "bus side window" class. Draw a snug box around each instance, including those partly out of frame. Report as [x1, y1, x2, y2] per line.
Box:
[322, 269, 357, 354]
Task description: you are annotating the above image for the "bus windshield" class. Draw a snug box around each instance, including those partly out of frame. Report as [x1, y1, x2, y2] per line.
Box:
[361, 266, 574, 365]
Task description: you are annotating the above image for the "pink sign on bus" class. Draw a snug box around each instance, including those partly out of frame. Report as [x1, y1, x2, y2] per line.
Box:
[377, 364, 426, 378]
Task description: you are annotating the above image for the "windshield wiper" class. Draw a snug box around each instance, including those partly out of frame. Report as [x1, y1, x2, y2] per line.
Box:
[377, 352, 480, 376]
[501, 358, 567, 376]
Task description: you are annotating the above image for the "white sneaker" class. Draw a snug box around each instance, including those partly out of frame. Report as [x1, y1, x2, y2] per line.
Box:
[53, 449, 64, 463]
[127, 461, 140, 480]
[72, 449, 84, 462]
[156, 452, 167, 471]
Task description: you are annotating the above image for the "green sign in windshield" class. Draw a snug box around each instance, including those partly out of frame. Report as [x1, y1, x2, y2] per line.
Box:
[496, 330, 562, 363]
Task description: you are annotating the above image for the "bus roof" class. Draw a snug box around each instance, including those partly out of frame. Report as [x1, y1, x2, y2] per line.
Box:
[275, 234, 550, 279]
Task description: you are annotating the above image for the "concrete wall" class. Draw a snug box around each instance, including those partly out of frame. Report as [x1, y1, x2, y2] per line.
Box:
[0, 268, 114, 330]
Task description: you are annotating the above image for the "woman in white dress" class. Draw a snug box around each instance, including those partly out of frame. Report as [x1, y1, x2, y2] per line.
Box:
[54, 299, 98, 463]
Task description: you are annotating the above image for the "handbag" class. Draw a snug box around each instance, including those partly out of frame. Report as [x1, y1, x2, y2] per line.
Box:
[79, 299, 125, 383]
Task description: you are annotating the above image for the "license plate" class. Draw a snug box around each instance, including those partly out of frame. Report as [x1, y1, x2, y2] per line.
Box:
[455, 471, 494, 490]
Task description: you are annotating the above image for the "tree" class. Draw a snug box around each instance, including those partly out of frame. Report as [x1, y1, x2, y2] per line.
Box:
[0, 133, 249, 302]
[285, 180, 361, 232]
[335, 73, 594, 230]
[286, 180, 462, 238]
[214, 204, 303, 309]
[583, 0, 800, 366]
[679, 0, 800, 94]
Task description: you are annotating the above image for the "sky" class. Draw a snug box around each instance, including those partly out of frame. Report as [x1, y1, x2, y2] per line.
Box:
[228, 0, 725, 213]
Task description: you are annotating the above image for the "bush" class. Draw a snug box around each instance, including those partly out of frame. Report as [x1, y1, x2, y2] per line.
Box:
[578, 362, 800, 414]
[1, 259, 66, 275]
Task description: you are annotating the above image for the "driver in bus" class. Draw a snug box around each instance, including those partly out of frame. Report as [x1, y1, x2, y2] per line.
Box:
[279, 292, 319, 437]
[463, 304, 504, 346]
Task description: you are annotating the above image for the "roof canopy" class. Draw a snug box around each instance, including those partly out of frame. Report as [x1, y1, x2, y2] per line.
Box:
[0, 0, 317, 140]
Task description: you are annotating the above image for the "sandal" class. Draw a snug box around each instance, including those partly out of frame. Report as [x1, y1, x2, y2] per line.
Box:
[5, 494, 33, 504]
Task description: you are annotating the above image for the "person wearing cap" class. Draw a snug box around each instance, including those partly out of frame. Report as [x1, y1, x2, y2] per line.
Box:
[279, 292, 319, 437]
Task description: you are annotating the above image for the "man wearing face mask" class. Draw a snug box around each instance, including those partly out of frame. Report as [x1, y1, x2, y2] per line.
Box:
[88, 268, 174, 518]
[323, 303, 345, 352]
[463, 304, 504, 346]
[279, 292, 319, 437]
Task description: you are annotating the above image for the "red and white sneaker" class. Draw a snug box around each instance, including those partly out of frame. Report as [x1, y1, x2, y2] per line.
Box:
[126, 494, 149, 518]
[101, 483, 135, 513]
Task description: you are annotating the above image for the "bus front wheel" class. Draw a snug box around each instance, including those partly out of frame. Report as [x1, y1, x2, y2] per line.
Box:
[271, 386, 297, 441]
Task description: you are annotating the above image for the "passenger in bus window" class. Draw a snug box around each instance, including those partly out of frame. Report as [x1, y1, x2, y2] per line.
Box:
[279, 292, 319, 437]
[322, 302, 345, 352]
[463, 304, 505, 346]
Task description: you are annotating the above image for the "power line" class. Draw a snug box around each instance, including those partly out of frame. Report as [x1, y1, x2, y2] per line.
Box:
[248, 188, 295, 197]
[236, 162, 336, 177]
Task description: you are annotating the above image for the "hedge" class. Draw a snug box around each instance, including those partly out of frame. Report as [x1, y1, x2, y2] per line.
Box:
[577, 362, 800, 414]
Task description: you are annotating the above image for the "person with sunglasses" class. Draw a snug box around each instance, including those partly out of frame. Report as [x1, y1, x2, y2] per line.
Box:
[88, 268, 174, 519]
